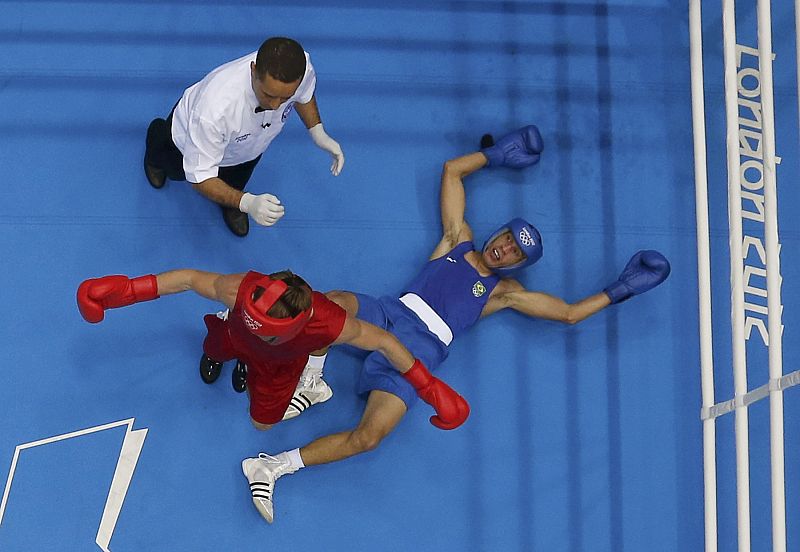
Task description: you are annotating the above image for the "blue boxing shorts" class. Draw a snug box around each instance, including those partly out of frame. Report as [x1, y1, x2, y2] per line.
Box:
[353, 293, 450, 409]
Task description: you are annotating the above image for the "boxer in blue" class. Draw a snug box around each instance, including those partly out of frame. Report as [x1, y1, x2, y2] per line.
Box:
[240, 125, 671, 524]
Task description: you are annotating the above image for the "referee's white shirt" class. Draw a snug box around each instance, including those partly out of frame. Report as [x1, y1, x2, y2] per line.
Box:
[171, 51, 316, 184]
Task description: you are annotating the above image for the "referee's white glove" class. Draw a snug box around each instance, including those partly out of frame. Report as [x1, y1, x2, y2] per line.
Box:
[239, 192, 285, 226]
[309, 123, 345, 176]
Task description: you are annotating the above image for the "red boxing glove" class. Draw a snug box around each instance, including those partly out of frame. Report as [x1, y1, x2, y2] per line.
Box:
[77, 274, 159, 323]
[402, 359, 470, 430]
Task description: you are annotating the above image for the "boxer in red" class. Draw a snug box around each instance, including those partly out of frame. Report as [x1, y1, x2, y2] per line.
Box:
[76, 269, 469, 430]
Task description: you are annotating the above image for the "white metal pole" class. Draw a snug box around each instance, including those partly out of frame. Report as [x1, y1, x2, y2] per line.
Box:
[689, 1, 718, 550]
[721, 0, 752, 550]
[754, 1, 787, 550]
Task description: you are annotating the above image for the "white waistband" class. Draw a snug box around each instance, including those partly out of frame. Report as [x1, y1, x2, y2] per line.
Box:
[398, 293, 453, 346]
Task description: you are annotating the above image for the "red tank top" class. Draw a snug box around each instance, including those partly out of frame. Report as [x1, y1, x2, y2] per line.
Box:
[228, 271, 346, 414]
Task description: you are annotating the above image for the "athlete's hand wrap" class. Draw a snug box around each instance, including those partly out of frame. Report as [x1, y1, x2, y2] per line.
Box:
[482, 125, 544, 169]
[77, 274, 159, 323]
[604, 250, 671, 304]
[309, 123, 345, 176]
[402, 359, 470, 430]
[239, 192, 285, 226]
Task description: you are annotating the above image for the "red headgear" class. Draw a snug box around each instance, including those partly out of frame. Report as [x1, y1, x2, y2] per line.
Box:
[240, 276, 311, 343]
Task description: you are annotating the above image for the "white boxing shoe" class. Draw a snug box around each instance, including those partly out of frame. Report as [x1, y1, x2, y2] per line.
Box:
[241, 453, 294, 524]
[282, 374, 333, 420]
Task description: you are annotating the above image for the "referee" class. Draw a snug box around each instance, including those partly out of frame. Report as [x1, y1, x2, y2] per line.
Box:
[144, 37, 344, 237]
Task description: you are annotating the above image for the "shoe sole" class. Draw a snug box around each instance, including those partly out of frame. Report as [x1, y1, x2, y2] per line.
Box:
[241, 460, 274, 524]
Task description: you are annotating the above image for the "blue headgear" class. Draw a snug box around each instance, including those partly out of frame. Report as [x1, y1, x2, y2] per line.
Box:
[482, 217, 543, 276]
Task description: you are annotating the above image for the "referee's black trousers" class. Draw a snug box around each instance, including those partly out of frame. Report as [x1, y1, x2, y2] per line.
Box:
[145, 111, 261, 191]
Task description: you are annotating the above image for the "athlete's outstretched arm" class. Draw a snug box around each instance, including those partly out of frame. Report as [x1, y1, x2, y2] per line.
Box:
[484, 250, 671, 323]
[77, 270, 243, 323]
[481, 278, 611, 324]
[154, 270, 242, 307]
[489, 281, 612, 325]
[431, 153, 487, 258]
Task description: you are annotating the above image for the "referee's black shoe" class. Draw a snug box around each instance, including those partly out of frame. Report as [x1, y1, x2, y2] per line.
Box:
[144, 119, 167, 188]
[222, 207, 249, 237]
[144, 158, 166, 189]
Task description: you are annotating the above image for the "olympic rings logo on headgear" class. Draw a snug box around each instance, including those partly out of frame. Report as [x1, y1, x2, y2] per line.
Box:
[242, 310, 262, 331]
[518, 227, 534, 247]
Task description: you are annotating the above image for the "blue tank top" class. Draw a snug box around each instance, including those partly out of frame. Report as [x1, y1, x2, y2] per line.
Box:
[404, 242, 501, 339]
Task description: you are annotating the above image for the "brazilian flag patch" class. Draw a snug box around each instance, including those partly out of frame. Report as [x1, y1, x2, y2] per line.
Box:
[472, 281, 486, 297]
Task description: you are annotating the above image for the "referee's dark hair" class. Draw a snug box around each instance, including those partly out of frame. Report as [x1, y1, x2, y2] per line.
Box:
[255, 37, 306, 83]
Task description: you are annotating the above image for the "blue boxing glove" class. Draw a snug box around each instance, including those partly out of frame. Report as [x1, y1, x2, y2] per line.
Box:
[604, 250, 671, 304]
[481, 125, 544, 168]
